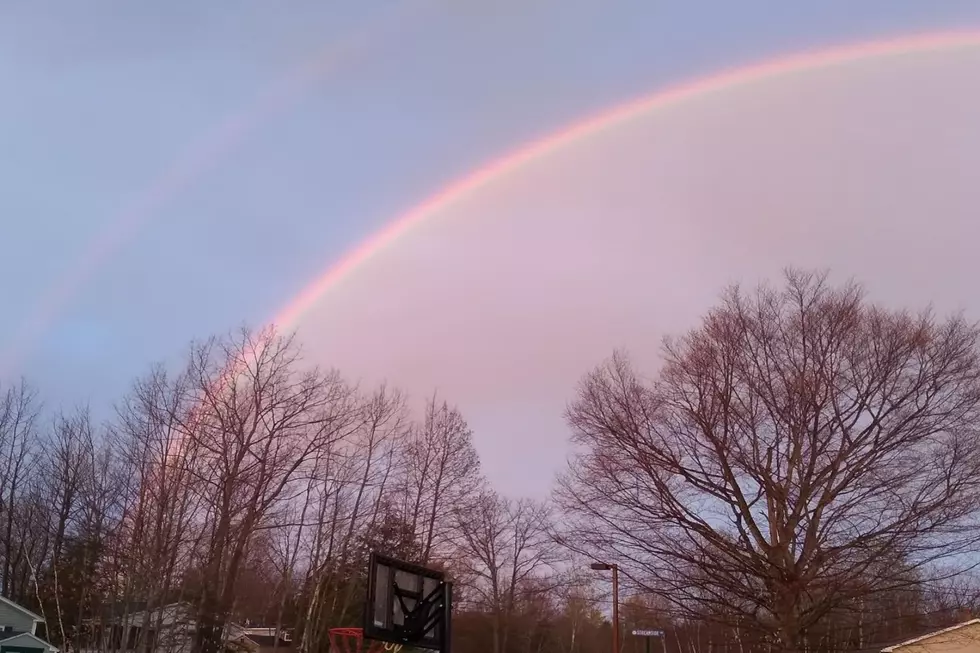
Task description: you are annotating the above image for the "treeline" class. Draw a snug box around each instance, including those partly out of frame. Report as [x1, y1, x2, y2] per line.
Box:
[3, 271, 980, 653]
[0, 327, 567, 653]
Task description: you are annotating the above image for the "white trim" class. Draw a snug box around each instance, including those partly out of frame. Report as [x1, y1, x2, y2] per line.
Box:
[0, 597, 42, 623]
[881, 618, 980, 651]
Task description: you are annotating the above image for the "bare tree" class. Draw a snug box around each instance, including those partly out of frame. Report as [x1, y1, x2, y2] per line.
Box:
[0, 379, 40, 599]
[403, 394, 483, 563]
[556, 270, 980, 653]
[110, 364, 207, 653]
[297, 384, 409, 650]
[333, 385, 410, 616]
[39, 407, 98, 650]
[180, 327, 357, 653]
[295, 436, 359, 653]
[62, 433, 121, 653]
[267, 500, 309, 653]
[453, 491, 560, 653]
[553, 579, 606, 653]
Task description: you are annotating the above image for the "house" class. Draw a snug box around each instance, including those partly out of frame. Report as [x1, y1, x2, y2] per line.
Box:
[0, 595, 58, 653]
[880, 618, 980, 652]
[79, 602, 254, 653]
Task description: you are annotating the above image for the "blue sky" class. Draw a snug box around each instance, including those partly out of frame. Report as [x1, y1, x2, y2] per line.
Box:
[2, 0, 980, 415]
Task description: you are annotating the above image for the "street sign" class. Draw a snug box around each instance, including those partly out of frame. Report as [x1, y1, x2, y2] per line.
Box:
[632, 630, 663, 637]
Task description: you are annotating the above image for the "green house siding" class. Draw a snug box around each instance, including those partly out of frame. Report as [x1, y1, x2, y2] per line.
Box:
[1, 645, 44, 653]
[0, 601, 35, 634]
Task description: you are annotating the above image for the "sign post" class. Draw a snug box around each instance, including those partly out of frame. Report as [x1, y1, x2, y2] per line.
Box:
[631, 629, 664, 653]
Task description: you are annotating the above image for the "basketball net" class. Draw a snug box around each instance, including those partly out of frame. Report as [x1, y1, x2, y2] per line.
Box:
[328, 628, 404, 653]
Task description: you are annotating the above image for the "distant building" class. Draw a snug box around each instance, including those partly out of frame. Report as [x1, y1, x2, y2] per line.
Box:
[879, 618, 980, 652]
[78, 602, 255, 653]
[0, 595, 58, 653]
[240, 629, 292, 653]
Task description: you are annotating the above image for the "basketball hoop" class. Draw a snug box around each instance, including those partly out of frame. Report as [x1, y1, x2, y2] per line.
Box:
[328, 628, 403, 653]
[363, 552, 452, 653]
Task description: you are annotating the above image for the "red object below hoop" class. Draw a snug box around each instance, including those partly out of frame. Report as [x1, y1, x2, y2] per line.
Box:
[328, 628, 402, 653]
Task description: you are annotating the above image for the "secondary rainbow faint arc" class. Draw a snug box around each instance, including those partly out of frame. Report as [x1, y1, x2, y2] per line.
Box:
[270, 28, 980, 331]
[0, 0, 431, 377]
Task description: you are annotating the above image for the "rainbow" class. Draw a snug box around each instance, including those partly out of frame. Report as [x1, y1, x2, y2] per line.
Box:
[0, 0, 428, 376]
[270, 28, 980, 331]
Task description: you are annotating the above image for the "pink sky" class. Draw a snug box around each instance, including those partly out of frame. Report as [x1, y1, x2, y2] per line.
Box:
[293, 44, 980, 496]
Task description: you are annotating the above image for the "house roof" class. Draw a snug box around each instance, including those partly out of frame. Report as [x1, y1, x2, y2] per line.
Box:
[89, 601, 149, 620]
[244, 634, 292, 648]
[0, 595, 43, 622]
[880, 618, 980, 651]
[85, 601, 194, 625]
[0, 630, 58, 652]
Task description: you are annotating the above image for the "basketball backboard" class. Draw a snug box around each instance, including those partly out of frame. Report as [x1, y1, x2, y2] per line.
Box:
[364, 552, 452, 653]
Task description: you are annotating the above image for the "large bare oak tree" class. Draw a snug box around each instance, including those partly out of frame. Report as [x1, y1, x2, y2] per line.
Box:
[556, 270, 980, 653]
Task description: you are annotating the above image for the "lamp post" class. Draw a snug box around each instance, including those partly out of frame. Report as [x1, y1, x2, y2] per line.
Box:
[590, 562, 619, 653]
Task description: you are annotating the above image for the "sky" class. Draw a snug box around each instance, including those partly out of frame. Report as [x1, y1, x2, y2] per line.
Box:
[2, 1, 980, 497]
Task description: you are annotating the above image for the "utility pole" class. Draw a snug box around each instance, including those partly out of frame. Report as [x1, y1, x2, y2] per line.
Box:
[590, 562, 620, 653]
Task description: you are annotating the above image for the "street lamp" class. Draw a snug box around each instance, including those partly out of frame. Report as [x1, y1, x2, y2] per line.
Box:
[590, 562, 619, 653]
